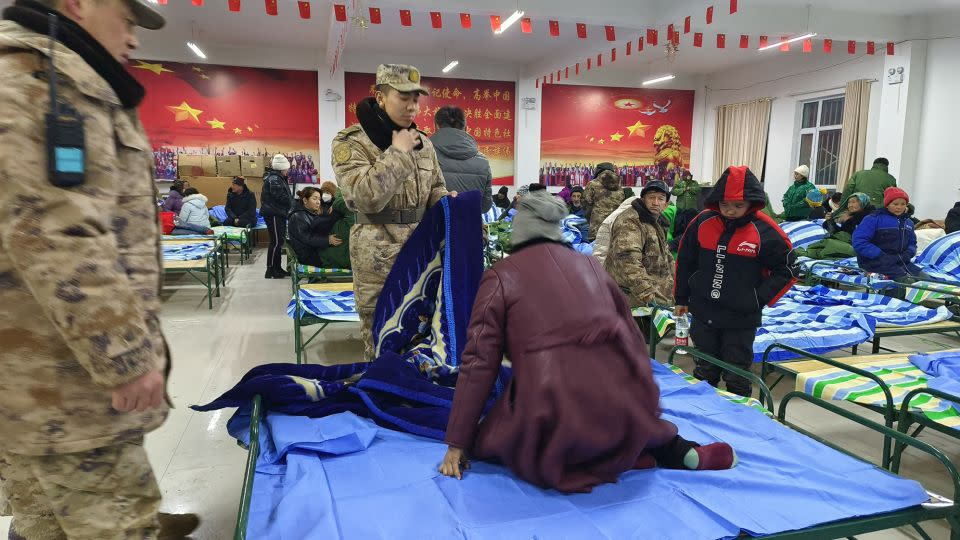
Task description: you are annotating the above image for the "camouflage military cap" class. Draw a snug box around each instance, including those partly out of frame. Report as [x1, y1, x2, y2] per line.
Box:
[376, 64, 429, 95]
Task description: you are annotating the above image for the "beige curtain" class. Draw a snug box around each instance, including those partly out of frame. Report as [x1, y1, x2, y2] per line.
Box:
[713, 98, 773, 181]
[836, 79, 873, 192]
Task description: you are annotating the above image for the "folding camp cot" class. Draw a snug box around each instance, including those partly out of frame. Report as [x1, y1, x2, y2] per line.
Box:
[211, 226, 252, 265]
[290, 281, 357, 364]
[285, 244, 352, 294]
[231, 348, 960, 540]
[161, 237, 225, 309]
[761, 343, 960, 471]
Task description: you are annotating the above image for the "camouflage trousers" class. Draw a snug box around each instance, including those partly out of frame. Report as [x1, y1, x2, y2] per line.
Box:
[0, 439, 161, 540]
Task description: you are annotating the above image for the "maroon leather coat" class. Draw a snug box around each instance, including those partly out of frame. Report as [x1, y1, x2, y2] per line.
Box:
[445, 240, 678, 493]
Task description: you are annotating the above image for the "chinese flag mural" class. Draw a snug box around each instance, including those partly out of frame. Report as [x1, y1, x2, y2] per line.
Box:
[128, 60, 319, 181]
[539, 84, 695, 187]
[344, 72, 515, 185]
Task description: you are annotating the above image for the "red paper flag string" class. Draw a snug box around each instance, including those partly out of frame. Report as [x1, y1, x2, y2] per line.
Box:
[597, 53, 603, 67]
[520, 17, 532, 33]
[577, 23, 587, 39]
[693, 32, 703, 48]
[535, 77, 539, 88]
[587, 58, 592, 70]
[265, 0, 277, 16]
[739, 34, 749, 48]
[717, 33, 726, 48]
[565, 66, 569, 78]
[191, 0, 202, 6]
[549, 20, 560, 37]
[638, 36, 644, 52]
[557, 70, 562, 81]
[706, 5, 714, 24]
[684, 16, 691, 34]
[780, 36, 790, 52]
[759, 35, 768, 49]
[626, 41, 632, 55]
[867, 41, 876, 55]
[887, 42, 895, 55]
[490, 15, 501, 33]
[575, 63, 580, 75]
[672, 29, 680, 46]
[848, 40, 856, 54]
[370, 8, 382, 24]
[157, 0, 167, 4]
[400, 9, 412, 27]
[459, 13, 470, 28]
[803, 38, 813, 53]
[611, 47, 617, 62]
[730, 0, 738, 14]
[823, 39, 833, 54]
[647, 28, 658, 46]
[228, 0, 240, 12]
[298, 1, 310, 19]
[550, 73, 554, 84]
[430, 11, 442, 29]
[605, 25, 616, 41]
[333, 3, 346, 21]
[668, 24, 675, 40]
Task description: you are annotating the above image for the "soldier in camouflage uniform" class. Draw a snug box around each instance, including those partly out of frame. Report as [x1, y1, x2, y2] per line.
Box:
[605, 181, 675, 308]
[0, 1, 195, 538]
[583, 162, 629, 241]
[332, 64, 453, 361]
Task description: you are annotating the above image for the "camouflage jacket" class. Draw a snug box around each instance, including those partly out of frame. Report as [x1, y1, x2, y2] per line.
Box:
[584, 171, 627, 240]
[604, 200, 675, 307]
[0, 22, 169, 455]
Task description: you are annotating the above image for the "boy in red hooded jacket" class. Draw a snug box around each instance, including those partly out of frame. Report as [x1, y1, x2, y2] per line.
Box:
[674, 166, 797, 397]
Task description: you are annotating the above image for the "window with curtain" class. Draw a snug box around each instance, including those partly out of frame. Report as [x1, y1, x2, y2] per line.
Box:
[796, 96, 844, 188]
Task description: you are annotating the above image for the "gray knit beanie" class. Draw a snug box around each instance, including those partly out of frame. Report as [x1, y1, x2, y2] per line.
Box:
[512, 189, 568, 246]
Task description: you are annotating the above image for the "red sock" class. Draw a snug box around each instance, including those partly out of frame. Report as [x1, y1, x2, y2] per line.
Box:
[688, 442, 737, 470]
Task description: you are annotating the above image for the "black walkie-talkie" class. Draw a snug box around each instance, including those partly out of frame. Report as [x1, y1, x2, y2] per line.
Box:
[45, 13, 86, 188]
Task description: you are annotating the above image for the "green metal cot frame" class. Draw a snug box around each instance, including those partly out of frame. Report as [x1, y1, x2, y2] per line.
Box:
[162, 237, 226, 310]
[286, 245, 353, 364]
[802, 261, 960, 354]
[219, 227, 252, 265]
[230, 350, 960, 540]
[761, 342, 960, 471]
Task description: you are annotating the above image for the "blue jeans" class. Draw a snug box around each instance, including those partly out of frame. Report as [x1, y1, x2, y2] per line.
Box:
[172, 222, 211, 235]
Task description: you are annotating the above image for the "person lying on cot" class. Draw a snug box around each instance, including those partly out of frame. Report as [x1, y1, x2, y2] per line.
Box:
[440, 185, 737, 494]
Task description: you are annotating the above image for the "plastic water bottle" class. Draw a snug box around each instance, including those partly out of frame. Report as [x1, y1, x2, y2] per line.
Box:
[674, 313, 690, 354]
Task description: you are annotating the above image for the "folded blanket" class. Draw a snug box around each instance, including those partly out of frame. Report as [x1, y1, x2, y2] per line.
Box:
[162, 242, 214, 261]
[909, 350, 960, 398]
[780, 220, 827, 250]
[287, 289, 359, 322]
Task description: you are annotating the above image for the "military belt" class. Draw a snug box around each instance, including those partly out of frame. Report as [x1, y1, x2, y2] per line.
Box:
[355, 208, 425, 225]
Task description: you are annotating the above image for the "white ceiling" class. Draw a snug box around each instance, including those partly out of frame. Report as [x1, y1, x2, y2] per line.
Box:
[0, 0, 957, 78]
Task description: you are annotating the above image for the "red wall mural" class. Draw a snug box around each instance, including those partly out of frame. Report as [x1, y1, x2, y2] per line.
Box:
[344, 72, 515, 186]
[539, 84, 695, 187]
[129, 59, 320, 183]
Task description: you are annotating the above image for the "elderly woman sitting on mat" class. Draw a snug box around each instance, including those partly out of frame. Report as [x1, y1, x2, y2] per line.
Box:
[439, 184, 737, 493]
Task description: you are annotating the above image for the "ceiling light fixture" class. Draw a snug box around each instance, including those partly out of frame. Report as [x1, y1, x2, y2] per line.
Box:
[758, 32, 817, 51]
[495, 10, 524, 34]
[642, 74, 675, 86]
[442, 60, 459, 73]
[187, 42, 207, 59]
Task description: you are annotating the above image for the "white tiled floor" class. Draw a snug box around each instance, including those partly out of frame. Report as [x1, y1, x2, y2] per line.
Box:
[2, 249, 958, 539]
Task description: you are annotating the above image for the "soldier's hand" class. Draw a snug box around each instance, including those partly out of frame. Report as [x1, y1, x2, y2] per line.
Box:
[112, 370, 165, 412]
[449, 191, 459, 198]
[329, 234, 343, 246]
[392, 129, 421, 153]
[674, 305, 689, 317]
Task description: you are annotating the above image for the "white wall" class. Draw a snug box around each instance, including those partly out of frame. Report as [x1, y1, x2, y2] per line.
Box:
[701, 53, 885, 212]
[912, 37, 960, 220]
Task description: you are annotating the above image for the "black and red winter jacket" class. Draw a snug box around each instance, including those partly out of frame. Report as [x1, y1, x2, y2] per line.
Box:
[674, 166, 797, 329]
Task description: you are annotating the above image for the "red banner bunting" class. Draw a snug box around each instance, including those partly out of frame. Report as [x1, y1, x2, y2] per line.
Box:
[684, 16, 691, 34]
[717, 33, 726, 48]
[597, 53, 603, 67]
[490, 15, 501, 33]
[759, 35, 768, 49]
[370, 7, 381, 24]
[739, 34, 749, 48]
[803, 38, 812, 53]
[605, 25, 616, 41]
[887, 42, 895, 55]
[430, 11, 442, 29]
[333, 3, 346, 21]
[730, 0, 738, 14]
[265, 0, 277, 16]
[459, 13, 470, 28]
[867, 41, 876, 55]
[576, 63, 580, 75]
[228, 0, 240, 12]
[626, 41, 632, 55]
[693, 32, 703, 48]
[298, 1, 310, 19]
[521, 17, 532, 33]
[647, 28, 658, 46]
[400, 9, 412, 27]
[823, 39, 832, 53]
[780, 36, 790, 52]
[848, 40, 856, 54]
[549, 20, 560, 37]
[192, 0, 202, 6]
[706, 5, 714, 24]
[638, 36, 644, 52]
[611, 48, 617, 62]
[577, 23, 588, 39]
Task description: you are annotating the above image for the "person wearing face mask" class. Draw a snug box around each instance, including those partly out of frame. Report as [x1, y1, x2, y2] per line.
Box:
[674, 167, 796, 398]
[331, 64, 456, 360]
[605, 180, 675, 309]
[287, 186, 343, 269]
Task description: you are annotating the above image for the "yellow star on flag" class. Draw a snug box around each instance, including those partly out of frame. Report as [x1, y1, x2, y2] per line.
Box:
[199, 74, 211, 80]
[598, 139, 605, 145]
[626, 120, 650, 138]
[610, 132, 624, 142]
[246, 126, 254, 132]
[192, 67, 205, 72]
[233, 128, 243, 135]
[166, 101, 203, 123]
[207, 118, 226, 130]
[255, 124, 261, 129]
[132, 60, 173, 75]
[589, 137, 595, 142]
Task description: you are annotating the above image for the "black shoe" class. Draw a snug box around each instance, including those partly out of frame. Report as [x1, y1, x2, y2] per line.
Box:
[275, 269, 291, 278]
[265, 268, 276, 279]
